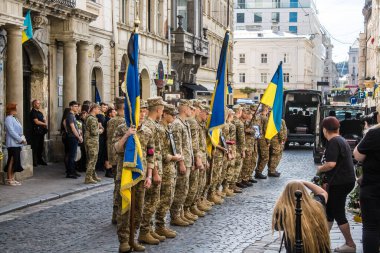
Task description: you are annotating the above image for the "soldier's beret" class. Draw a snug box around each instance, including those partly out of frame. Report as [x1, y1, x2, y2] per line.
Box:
[140, 100, 148, 109]
[178, 99, 191, 107]
[147, 96, 165, 108]
[164, 103, 178, 116]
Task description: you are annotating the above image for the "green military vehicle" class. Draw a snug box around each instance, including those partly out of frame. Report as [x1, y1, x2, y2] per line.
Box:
[313, 105, 366, 164]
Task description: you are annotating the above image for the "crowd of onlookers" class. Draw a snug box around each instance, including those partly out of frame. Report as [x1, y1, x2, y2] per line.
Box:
[273, 105, 380, 253]
[1, 99, 117, 186]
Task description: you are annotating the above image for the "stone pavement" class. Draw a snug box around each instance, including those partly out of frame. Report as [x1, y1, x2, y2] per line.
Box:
[0, 163, 113, 215]
[244, 216, 363, 253]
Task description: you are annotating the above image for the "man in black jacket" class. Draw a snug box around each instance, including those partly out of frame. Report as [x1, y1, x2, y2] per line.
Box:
[30, 99, 48, 166]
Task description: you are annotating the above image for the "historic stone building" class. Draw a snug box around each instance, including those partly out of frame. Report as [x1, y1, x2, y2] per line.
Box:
[0, 0, 170, 166]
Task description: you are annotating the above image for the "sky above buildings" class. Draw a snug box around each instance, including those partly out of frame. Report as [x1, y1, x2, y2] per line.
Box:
[317, 0, 363, 63]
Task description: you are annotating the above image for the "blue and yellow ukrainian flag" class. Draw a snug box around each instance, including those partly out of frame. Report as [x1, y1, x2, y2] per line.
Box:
[121, 31, 144, 214]
[207, 31, 229, 155]
[373, 84, 379, 98]
[260, 62, 284, 140]
[95, 86, 102, 104]
[22, 10, 33, 44]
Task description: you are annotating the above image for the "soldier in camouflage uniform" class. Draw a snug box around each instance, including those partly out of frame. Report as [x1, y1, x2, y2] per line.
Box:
[195, 105, 213, 211]
[108, 97, 126, 225]
[139, 97, 165, 245]
[246, 104, 260, 183]
[222, 109, 237, 197]
[238, 106, 256, 187]
[231, 105, 246, 193]
[155, 104, 183, 236]
[84, 103, 102, 184]
[170, 99, 195, 226]
[184, 100, 205, 218]
[255, 105, 270, 179]
[113, 105, 154, 253]
[268, 119, 287, 177]
[208, 126, 227, 205]
[219, 110, 231, 198]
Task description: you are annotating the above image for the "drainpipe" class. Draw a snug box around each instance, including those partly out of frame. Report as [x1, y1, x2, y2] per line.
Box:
[167, 0, 171, 83]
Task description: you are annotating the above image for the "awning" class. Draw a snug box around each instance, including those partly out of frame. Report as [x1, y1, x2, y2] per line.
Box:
[181, 83, 209, 91]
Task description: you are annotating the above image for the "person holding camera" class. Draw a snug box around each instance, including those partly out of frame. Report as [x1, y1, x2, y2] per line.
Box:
[272, 180, 330, 253]
[353, 105, 380, 253]
[317, 116, 356, 252]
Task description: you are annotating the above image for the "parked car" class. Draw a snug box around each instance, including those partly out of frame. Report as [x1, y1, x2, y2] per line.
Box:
[313, 105, 366, 163]
[283, 90, 322, 148]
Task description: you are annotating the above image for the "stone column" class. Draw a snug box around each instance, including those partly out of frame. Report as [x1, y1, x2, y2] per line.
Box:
[5, 26, 23, 124]
[63, 40, 77, 107]
[77, 42, 90, 103]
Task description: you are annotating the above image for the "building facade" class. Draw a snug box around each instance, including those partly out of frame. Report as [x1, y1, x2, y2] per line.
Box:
[233, 30, 316, 100]
[347, 39, 359, 86]
[0, 0, 170, 164]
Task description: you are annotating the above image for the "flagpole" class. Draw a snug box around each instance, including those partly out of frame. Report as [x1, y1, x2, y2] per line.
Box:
[129, 0, 140, 249]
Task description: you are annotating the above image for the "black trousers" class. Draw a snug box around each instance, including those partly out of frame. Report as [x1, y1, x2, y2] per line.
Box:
[360, 197, 380, 253]
[326, 182, 355, 225]
[31, 133, 45, 164]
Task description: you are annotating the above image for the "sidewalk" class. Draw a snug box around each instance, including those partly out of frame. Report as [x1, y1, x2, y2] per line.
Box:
[0, 163, 113, 215]
[244, 213, 363, 253]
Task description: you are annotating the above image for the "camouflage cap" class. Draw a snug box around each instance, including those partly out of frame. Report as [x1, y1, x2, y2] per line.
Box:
[115, 97, 125, 105]
[200, 104, 212, 114]
[191, 99, 202, 109]
[232, 104, 242, 111]
[178, 99, 191, 107]
[201, 99, 208, 105]
[228, 109, 235, 115]
[147, 96, 165, 108]
[164, 103, 178, 115]
[140, 99, 148, 109]
[250, 104, 258, 111]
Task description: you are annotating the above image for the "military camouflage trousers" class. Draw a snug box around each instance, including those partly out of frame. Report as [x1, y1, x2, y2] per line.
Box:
[256, 139, 270, 174]
[232, 153, 243, 184]
[196, 168, 207, 201]
[156, 170, 176, 228]
[240, 145, 258, 181]
[85, 142, 99, 179]
[140, 182, 161, 234]
[209, 155, 224, 193]
[170, 167, 190, 219]
[116, 180, 145, 245]
[268, 139, 283, 173]
[184, 168, 199, 209]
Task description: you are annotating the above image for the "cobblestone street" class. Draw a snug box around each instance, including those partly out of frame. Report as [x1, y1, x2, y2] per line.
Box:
[0, 148, 347, 253]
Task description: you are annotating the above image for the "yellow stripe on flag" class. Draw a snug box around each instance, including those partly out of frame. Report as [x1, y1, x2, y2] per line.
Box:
[265, 112, 278, 139]
[22, 31, 29, 44]
[260, 82, 277, 107]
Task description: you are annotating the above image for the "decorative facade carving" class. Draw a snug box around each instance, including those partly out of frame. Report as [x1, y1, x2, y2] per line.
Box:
[94, 43, 104, 62]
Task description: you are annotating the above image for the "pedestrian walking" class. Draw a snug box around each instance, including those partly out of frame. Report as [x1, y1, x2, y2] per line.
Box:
[65, 101, 83, 179]
[4, 103, 25, 186]
[318, 116, 356, 252]
[29, 99, 48, 167]
[353, 105, 380, 253]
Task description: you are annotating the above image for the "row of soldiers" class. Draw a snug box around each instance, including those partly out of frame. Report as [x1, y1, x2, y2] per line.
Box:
[105, 96, 287, 253]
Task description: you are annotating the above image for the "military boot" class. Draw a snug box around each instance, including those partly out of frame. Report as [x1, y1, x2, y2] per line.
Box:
[205, 198, 215, 206]
[217, 190, 226, 198]
[181, 211, 194, 224]
[138, 232, 160, 245]
[131, 241, 145, 252]
[224, 187, 236, 197]
[92, 171, 102, 182]
[170, 217, 189, 226]
[191, 205, 206, 217]
[155, 227, 176, 238]
[185, 209, 198, 221]
[197, 200, 212, 212]
[119, 242, 131, 253]
[84, 176, 97, 184]
[150, 230, 166, 242]
[208, 193, 223, 205]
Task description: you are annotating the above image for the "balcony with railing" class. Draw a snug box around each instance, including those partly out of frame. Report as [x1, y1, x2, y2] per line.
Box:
[171, 15, 209, 58]
[30, 0, 76, 8]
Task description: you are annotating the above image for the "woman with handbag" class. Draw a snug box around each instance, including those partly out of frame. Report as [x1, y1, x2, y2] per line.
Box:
[4, 103, 26, 186]
[318, 116, 356, 252]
